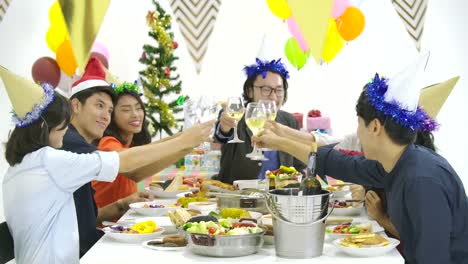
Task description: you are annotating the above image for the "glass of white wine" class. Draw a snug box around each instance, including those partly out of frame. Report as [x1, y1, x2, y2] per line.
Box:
[226, 96, 245, 143]
[259, 100, 277, 151]
[245, 102, 268, 160]
[260, 100, 277, 121]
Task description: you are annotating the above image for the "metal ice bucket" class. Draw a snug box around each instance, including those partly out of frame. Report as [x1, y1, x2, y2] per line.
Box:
[264, 188, 333, 258]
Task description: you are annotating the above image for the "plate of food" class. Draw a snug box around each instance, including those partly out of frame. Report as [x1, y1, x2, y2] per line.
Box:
[149, 175, 193, 198]
[330, 200, 364, 216]
[129, 200, 181, 216]
[266, 166, 302, 189]
[142, 234, 187, 251]
[103, 220, 165, 243]
[325, 185, 351, 198]
[326, 222, 383, 240]
[332, 233, 400, 257]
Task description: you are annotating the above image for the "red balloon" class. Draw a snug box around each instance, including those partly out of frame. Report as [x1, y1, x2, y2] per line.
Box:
[90, 52, 109, 69]
[31, 57, 61, 87]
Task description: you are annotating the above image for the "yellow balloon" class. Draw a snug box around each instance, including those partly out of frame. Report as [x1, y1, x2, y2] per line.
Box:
[322, 19, 345, 63]
[46, 26, 68, 53]
[49, 1, 63, 25]
[266, 0, 292, 20]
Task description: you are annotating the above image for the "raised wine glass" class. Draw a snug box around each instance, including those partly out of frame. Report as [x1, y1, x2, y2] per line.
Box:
[226, 96, 245, 143]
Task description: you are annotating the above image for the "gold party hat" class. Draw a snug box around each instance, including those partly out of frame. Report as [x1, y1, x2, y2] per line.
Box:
[0, 66, 55, 127]
[419, 76, 459, 119]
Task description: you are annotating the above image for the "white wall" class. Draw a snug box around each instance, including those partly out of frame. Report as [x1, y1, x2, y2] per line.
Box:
[1, 0, 467, 220]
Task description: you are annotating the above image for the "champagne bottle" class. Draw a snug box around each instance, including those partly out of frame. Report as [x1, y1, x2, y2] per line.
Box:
[299, 143, 322, 195]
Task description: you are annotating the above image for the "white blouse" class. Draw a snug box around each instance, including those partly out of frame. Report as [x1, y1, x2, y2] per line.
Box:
[3, 147, 119, 264]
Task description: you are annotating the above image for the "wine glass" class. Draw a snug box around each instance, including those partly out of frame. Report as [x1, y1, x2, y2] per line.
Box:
[260, 100, 277, 121]
[226, 96, 245, 143]
[245, 102, 267, 161]
[195, 96, 219, 151]
[259, 100, 277, 151]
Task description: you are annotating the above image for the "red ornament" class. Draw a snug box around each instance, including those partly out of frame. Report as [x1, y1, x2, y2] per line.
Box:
[173, 41, 178, 49]
[141, 52, 147, 61]
[308, 109, 322, 117]
[165, 67, 171, 77]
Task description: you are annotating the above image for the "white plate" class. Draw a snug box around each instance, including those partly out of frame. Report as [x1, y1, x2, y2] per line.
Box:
[325, 222, 384, 241]
[130, 201, 181, 216]
[332, 237, 400, 257]
[142, 239, 186, 251]
[149, 188, 192, 198]
[103, 227, 165, 243]
[330, 204, 364, 216]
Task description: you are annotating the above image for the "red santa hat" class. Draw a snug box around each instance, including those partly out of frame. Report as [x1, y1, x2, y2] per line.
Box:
[71, 57, 109, 97]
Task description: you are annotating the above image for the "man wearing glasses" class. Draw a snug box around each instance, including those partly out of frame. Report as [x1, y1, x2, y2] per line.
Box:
[214, 58, 306, 184]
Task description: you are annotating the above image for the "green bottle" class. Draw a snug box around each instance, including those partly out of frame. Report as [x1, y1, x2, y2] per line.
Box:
[299, 143, 322, 195]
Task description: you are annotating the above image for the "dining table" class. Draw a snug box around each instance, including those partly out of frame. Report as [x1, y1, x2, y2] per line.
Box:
[80, 200, 405, 264]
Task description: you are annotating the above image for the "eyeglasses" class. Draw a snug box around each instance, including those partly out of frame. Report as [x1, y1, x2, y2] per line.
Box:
[253, 85, 285, 97]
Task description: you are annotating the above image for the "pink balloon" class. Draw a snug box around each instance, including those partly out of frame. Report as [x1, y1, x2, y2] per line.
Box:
[286, 17, 309, 52]
[331, 0, 350, 18]
[91, 41, 110, 62]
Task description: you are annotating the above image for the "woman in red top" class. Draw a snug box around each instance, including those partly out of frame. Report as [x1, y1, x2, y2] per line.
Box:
[93, 82, 152, 208]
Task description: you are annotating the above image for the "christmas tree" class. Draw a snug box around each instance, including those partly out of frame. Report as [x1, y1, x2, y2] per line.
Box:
[139, 0, 188, 137]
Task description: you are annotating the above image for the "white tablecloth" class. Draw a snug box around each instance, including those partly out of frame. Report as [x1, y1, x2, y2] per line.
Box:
[80, 210, 404, 264]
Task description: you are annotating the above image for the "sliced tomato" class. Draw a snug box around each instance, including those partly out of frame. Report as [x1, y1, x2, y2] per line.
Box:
[208, 227, 217, 235]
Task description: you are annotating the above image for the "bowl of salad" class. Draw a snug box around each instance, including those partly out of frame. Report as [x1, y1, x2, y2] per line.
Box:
[183, 218, 265, 257]
[266, 165, 302, 189]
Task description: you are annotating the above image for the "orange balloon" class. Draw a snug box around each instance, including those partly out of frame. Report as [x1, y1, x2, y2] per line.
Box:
[336, 7, 365, 41]
[56, 40, 77, 76]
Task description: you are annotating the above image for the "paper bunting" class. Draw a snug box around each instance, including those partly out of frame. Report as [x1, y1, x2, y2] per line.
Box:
[392, 0, 429, 51]
[0, 0, 12, 23]
[169, 0, 221, 74]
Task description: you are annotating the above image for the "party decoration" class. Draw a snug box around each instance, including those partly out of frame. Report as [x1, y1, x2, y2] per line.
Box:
[46, 1, 69, 53]
[0, 66, 55, 127]
[336, 6, 365, 41]
[286, 17, 308, 52]
[45, 25, 68, 53]
[169, 0, 221, 74]
[31, 57, 61, 87]
[140, 0, 188, 137]
[56, 40, 77, 76]
[284, 37, 310, 70]
[392, 0, 428, 51]
[90, 52, 109, 69]
[58, 0, 110, 73]
[91, 41, 109, 62]
[419, 76, 459, 119]
[176, 95, 187, 106]
[266, 0, 291, 20]
[0, 0, 13, 23]
[244, 58, 290, 80]
[321, 19, 345, 63]
[331, 0, 350, 18]
[287, 0, 334, 64]
[56, 70, 79, 97]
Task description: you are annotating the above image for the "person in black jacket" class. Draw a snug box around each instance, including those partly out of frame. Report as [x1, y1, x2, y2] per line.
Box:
[214, 58, 305, 184]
